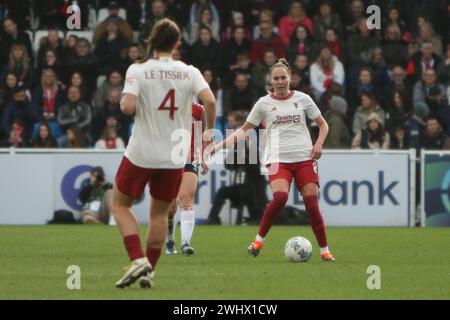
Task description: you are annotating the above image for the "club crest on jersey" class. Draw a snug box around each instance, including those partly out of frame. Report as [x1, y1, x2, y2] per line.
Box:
[271, 107, 277, 112]
[294, 103, 298, 108]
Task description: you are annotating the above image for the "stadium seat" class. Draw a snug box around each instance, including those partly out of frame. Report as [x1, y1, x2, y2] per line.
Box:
[33, 30, 65, 53]
[65, 30, 94, 43]
[97, 8, 127, 24]
[87, 7, 98, 30]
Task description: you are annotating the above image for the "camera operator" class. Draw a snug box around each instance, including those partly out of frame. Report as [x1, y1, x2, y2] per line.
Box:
[206, 111, 267, 225]
[79, 166, 113, 224]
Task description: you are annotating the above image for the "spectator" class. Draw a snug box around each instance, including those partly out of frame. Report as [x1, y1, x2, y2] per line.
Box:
[252, 49, 277, 96]
[415, 22, 443, 57]
[292, 54, 311, 87]
[250, 20, 285, 65]
[32, 68, 65, 121]
[93, 0, 133, 45]
[57, 86, 92, 135]
[435, 1, 450, 48]
[166, 0, 191, 28]
[344, 0, 365, 36]
[347, 18, 380, 65]
[382, 24, 408, 69]
[224, 26, 252, 73]
[120, 43, 142, 75]
[407, 41, 441, 84]
[352, 113, 390, 149]
[95, 17, 130, 75]
[68, 71, 92, 104]
[252, 9, 279, 40]
[36, 49, 64, 83]
[352, 92, 385, 134]
[437, 44, 450, 90]
[349, 67, 374, 107]
[386, 90, 413, 132]
[413, 69, 448, 118]
[189, 7, 220, 45]
[36, 29, 64, 71]
[138, 0, 168, 45]
[384, 6, 407, 35]
[93, 88, 130, 141]
[61, 35, 78, 63]
[323, 96, 351, 148]
[63, 126, 87, 148]
[223, 73, 256, 116]
[285, 24, 316, 65]
[95, 126, 125, 150]
[225, 51, 252, 89]
[278, 1, 313, 45]
[313, 1, 343, 42]
[32, 123, 57, 148]
[191, 26, 223, 77]
[1, 17, 33, 65]
[93, 70, 123, 117]
[34, 0, 68, 29]
[390, 126, 409, 150]
[78, 166, 113, 224]
[1, 86, 40, 142]
[323, 27, 345, 64]
[310, 46, 345, 99]
[4, 0, 32, 29]
[189, 0, 220, 28]
[220, 11, 252, 44]
[127, 0, 152, 31]
[388, 65, 412, 100]
[0, 42, 33, 89]
[420, 117, 450, 150]
[289, 69, 312, 95]
[64, 38, 99, 89]
[4, 119, 27, 148]
[200, 69, 224, 132]
[0, 72, 18, 112]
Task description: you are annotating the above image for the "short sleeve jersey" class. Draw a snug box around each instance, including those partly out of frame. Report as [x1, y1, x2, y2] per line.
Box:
[246, 90, 321, 164]
[122, 57, 209, 168]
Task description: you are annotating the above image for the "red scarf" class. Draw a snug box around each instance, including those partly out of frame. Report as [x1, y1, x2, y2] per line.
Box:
[105, 138, 117, 149]
[326, 40, 340, 58]
[43, 88, 56, 114]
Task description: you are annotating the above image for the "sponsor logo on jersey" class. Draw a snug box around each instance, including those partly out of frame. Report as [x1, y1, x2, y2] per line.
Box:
[272, 115, 301, 125]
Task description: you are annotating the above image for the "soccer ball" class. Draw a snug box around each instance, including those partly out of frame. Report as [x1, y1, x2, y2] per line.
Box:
[284, 236, 312, 262]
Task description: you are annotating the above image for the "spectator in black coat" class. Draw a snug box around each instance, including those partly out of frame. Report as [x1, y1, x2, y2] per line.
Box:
[191, 26, 223, 77]
[223, 73, 257, 117]
[1, 17, 33, 66]
[95, 17, 130, 75]
[64, 38, 99, 89]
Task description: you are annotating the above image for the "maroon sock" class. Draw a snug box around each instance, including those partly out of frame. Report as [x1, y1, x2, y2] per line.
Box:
[303, 195, 328, 248]
[146, 246, 162, 269]
[123, 234, 144, 261]
[258, 192, 289, 238]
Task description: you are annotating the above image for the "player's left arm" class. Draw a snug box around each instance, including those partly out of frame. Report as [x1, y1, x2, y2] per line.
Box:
[311, 115, 329, 160]
[120, 93, 137, 115]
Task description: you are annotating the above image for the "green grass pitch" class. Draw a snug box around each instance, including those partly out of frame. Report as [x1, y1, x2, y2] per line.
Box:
[0, 225, 449, 300]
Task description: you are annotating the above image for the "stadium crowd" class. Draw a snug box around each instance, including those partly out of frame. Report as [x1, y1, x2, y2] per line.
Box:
[0, 0, 449, 151]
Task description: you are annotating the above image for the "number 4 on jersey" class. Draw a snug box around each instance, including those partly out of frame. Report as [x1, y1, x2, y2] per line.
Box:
[158, 89, 178, 120]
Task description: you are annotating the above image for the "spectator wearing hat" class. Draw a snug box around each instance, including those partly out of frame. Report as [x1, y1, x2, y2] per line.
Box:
[352, 92, 385, 134]
[413, 69, 448, 119]
[93, 1, 133, 45]
[78, 166, 113, 224]
[352, 112, 390, 149]
[323, 96, 351, 148]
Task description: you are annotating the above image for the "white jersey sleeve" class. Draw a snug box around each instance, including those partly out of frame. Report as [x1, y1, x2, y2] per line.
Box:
[246, 99, 264, 126]
[191, 66, 209, 96]
[123, 64, 140, 96]
[305, 94, 321, 120]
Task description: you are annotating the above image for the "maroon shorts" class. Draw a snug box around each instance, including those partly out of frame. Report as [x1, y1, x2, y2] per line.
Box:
[267, 160, 319, 191]
[115, 156, 184, 202]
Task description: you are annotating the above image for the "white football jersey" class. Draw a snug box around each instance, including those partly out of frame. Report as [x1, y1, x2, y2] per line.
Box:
[122, 57, 209, 168]
[246, 90, 321, 164]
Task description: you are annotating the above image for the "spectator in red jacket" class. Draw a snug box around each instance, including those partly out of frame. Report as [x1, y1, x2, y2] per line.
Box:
[278, 1, 313, 45]
[251, 21, 285, 65]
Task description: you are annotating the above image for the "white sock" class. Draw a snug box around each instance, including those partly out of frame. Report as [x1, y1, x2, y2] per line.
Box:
[166, 210, 177, 242]
[320, 246, 330, 255]
[255, 234, 265, 243]
[180, 208, 195, 245]
[133, 257, 148, 265]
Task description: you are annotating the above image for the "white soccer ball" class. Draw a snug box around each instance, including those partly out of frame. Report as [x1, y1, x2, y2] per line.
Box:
[284, 236, 312, 262]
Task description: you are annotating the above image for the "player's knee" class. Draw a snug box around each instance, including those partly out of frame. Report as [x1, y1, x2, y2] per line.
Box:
[178, 192, 194, 209]
[272, 191, 289, 207]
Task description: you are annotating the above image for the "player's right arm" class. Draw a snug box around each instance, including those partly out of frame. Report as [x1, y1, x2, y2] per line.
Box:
[121, 64, 139, 115]
[211, 121, 257, 156]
